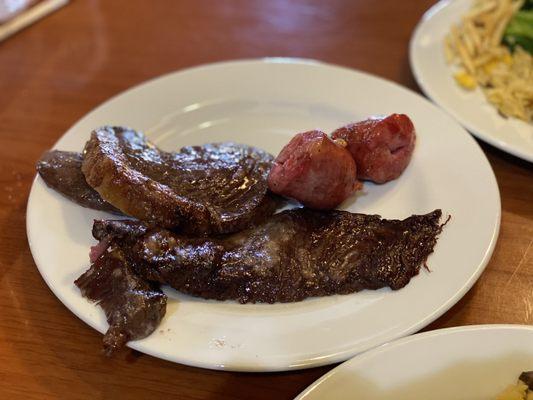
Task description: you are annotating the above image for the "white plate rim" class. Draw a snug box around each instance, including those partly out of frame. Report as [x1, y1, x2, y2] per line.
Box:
[26, 58, 501, 371]
[295, 324, 533, 399]
[409, 0, 533, 163]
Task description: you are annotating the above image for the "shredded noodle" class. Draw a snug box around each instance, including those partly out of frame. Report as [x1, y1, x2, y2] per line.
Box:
[445, 0, 533, 122]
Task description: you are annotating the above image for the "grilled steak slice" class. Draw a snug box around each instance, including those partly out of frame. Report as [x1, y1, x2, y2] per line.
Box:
[82, 126, 282, 235]
[92, 209, 445, 304]
[75, 247, 167, 356]
[37, 150, 121, 213]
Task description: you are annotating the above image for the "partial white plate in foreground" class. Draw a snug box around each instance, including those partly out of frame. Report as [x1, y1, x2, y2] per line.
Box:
[410, 0, 533, 163]
[296, 325, 533, 399]
[26, 59, 500, 371]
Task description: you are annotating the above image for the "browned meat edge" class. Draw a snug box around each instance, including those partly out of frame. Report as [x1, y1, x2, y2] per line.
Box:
[75, 248, 166, 356]
[36, 150, 122, 214]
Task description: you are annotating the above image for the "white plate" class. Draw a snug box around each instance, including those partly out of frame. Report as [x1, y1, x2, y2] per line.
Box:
[296, 325, 533, 399]
[410, 0, 533, 163]
[26, 59, 500, 371]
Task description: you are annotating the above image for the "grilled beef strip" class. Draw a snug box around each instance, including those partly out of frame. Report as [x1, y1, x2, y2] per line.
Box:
[90, 208, 446, 304]
[82, 126, 282, 235]
[77, 208, 445, 352]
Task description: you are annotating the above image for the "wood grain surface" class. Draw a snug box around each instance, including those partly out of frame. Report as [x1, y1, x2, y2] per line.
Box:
[0, 1, 531, 399]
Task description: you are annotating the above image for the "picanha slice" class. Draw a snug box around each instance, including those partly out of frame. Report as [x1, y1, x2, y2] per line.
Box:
[82, 126, 282, 235]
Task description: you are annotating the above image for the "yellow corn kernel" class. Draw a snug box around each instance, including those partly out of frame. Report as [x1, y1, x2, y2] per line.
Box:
[502, 53, 513, 65]
[454, 71, 477, 89]
[483, 60, 499, 74]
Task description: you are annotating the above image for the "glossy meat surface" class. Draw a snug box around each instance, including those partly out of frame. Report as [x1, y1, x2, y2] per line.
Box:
[268, 130, 359, 209]
[81, 126, 281, 235]
[36, 150, 120, 213]
[74, 247, 167, 355]
[93, 208, 444, 304]
[331, 114, 416, 183]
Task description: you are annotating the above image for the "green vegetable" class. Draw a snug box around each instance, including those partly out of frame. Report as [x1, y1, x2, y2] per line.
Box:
[503, 10, 533, 54]
[503, 1, 533, 54]
[521, 0, 533, 10]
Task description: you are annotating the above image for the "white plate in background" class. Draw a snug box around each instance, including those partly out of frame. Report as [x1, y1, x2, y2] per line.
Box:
[410, 0, 533, 162]
[296, 325, 533, 399]
[27, 59, 500, 371]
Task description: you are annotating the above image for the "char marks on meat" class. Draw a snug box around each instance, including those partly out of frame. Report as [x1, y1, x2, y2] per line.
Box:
[75, 247, 167, 356]
[91, 208, 445, 304]
[37, 150, 121, 213]
[81, 127, 282, 235]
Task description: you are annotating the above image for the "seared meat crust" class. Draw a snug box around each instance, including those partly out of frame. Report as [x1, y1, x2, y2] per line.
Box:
[92, 208, 444, 304]
[82, 126, 281, 235]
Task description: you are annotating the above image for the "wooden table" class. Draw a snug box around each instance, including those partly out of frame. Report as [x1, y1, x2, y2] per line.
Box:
[0, 1, 531, 398]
